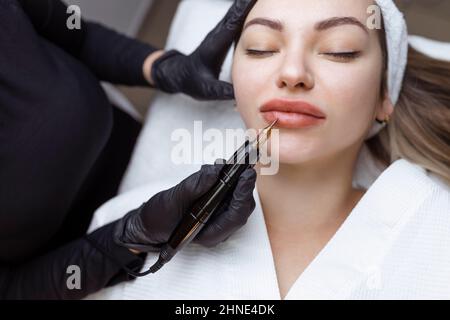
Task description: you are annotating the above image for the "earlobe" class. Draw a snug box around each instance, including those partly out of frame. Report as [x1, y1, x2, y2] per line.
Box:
[376, 92, 394, 122]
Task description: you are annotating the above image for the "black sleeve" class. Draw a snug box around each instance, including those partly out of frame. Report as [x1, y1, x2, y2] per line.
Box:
[17, 0, 158, 86]
[0, 221, 146, 300]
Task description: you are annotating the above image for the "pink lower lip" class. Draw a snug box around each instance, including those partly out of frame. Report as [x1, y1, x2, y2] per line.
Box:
[261, 111, 325, 128]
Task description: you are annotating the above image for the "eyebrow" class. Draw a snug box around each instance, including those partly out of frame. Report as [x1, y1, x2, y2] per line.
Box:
[315, 16, 369, 34]
[243, 16, 369, 34]
[243, 17, 283, 32]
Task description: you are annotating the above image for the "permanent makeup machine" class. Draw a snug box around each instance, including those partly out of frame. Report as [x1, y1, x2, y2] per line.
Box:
[130, 119, 278, 276]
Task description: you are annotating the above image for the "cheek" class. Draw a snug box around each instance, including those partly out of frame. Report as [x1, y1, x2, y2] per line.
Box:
[232, 58, 272, 127]
[318, 58, 382, 138]
[230, 49, 384, 164]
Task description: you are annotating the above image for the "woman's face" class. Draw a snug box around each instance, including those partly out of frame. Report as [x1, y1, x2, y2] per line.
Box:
[232, 0, 387, 164]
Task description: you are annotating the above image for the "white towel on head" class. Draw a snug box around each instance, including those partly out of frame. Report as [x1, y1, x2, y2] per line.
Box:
[365, 0, 409, 139]
[374, 0, 409, 106]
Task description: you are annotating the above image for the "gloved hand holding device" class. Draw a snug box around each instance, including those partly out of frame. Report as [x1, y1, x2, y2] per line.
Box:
[113, 162, 257, 253]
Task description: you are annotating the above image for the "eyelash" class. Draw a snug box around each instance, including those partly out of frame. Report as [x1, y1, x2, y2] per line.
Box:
[245, 49, 361, 61]
[323, 51, 361, 61]
[245, 49, 277, 57]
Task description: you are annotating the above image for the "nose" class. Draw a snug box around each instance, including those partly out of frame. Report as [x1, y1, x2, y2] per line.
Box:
[276, 51, 314, 91]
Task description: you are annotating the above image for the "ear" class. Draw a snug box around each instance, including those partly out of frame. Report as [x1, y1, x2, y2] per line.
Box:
[375, 91, 394, 122]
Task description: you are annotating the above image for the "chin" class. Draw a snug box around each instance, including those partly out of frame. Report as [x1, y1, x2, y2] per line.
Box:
[266, 134, 320, 165]
[280, 149, 317, 164]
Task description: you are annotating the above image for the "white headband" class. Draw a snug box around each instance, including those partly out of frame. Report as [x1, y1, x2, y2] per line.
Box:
[365, 0, 409, 139]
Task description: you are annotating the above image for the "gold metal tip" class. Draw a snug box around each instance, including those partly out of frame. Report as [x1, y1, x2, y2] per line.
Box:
[253, 118, 278, 149]
[271, 118, 279, 127]
[262, 118, 278, 138]
[264, 119, 278, 131]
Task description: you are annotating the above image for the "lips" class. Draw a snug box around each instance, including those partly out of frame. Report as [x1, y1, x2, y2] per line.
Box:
[260, 99, 326, 129]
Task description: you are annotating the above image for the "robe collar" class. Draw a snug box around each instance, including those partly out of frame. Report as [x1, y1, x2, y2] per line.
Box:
[228, 159, 434, 299]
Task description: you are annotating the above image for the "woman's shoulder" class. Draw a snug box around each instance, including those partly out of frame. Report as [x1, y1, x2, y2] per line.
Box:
[357, 158, 450, 275]
[361, 158, 449, 227]
[422, 169, 450, 213]
[387, 158, 449, 192]
[383, 158, 449, 208]
[427, 170, 450, 195]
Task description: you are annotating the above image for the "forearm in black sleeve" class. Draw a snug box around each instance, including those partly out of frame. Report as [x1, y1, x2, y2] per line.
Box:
[18, 0, 158, 86]
[79, 20, 158, 86]
[0, 221, 145, 300]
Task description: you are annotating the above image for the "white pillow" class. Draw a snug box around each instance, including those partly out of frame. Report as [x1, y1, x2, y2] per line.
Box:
[409, 35, 450, 62]
[119, 0, 240, 193]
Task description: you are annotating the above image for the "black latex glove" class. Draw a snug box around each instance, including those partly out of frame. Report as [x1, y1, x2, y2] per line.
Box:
[150, 0, 257, 100]
[114, 162, 257, 252]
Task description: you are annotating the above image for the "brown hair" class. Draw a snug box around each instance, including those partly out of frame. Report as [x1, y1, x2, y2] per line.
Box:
[367, 36, 450, 185]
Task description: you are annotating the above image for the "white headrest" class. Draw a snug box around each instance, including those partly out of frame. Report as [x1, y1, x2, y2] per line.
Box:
[119, 0, 240, 193]
[409, 35, 450, 62]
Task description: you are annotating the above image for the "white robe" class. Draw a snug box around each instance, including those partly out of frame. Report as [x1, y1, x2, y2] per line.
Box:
[86, 159, 450, 300]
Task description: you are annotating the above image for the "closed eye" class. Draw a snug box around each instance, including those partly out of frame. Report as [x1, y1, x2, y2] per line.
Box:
[322, 51, 361, 61]
[245, 49, 278, 57]
[245, 49, 361, 61]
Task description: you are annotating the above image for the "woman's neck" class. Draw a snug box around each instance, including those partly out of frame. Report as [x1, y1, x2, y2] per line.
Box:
[256, 146, 365, 235]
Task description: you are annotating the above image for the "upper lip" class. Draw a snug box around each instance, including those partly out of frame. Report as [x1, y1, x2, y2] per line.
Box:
[260, 99, 326, 119]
